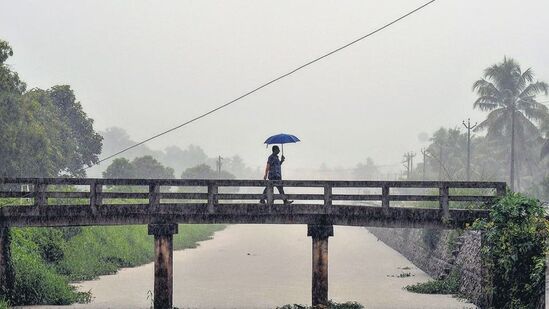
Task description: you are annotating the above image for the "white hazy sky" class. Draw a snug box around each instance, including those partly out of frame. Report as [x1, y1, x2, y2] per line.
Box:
[1, 0, 548, 172]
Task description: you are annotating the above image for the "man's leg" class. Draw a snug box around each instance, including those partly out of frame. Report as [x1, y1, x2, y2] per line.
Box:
[260, 186, 267, 204]
[277, 185, 293, 204]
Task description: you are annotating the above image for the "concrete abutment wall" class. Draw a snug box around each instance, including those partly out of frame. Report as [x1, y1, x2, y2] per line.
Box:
[368, 227, 485, 306]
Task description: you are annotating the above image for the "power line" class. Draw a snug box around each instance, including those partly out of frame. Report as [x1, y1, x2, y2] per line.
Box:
[86, 0, 437, 169]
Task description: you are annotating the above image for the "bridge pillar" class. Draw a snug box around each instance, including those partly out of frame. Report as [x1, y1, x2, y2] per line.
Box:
[148, 224, 178, 309]
[307, 224, 333, 309]
[0, 227, 14, 298]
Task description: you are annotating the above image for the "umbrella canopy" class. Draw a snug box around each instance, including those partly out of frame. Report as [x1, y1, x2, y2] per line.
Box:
[264, 133, 300, 145]
[264, 133, 300, 155]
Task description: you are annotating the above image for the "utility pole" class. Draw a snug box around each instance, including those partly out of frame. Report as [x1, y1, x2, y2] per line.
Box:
[420, 148, 427, 181]
[402, 155, 409, 180]
[410, 152, 415, 176]
[462, 118, 477, 181]
[402, 152, 416, 180]
[438, 144, 443, 181]
[216, 155, 223, 178]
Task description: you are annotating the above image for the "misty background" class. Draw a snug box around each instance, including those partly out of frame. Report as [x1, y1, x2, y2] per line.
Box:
[1, 0, 548, 176]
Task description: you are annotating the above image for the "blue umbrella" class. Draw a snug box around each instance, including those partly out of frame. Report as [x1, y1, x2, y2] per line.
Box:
[264, 133, 300, 155]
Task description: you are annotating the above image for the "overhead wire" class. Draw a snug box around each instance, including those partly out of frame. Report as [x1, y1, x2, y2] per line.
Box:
[85, 0, 438, 170]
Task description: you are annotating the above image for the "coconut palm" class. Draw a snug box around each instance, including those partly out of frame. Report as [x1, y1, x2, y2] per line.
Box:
[473, 57, 548, 190]
[541, 114, 549, 160]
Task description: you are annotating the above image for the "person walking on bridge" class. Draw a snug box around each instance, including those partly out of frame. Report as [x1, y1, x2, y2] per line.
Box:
[260, 145, 293, 204]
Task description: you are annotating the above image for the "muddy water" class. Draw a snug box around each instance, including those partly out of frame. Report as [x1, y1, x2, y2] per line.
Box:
[25, 225, 476, 309]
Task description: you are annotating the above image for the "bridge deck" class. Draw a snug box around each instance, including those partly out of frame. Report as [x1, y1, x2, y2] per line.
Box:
[0, 178, 506, 229]
[0, 177, 507, 308]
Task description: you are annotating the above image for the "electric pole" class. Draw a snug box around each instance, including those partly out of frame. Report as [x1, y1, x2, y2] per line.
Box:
[462, 118, 477, 181]
[402, 152, 416, 180]
[420, 148, 427, 181]
[216, 155, 223, 178]
[438, 144, 443, 181]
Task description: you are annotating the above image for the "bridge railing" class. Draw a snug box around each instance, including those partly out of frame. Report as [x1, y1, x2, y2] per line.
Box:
[0, 178, 507, 215]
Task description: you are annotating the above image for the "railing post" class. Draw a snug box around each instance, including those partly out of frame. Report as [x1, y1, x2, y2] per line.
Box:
[33, 183, 46, 206]
[0, 227, 14, 299]
[439, 184, 450, 221]
[149, 184, 160, 207]
[266, 181, 274, 207]
[207, 183, 218, 214]
[90, 182, 102, 208]
[496, 183, 507, 197]
[381, 184, 390, 210]
[308, 225, 334, 309]
[148, 224, 178, 309]
[324, 184, 332, 214]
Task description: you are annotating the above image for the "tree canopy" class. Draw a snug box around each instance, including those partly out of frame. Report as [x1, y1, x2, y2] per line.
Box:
[473, 57, 548, 190]
[180, 164, 234, 179]
[0, 39, 102, 177]
[103, 156, 175, 179]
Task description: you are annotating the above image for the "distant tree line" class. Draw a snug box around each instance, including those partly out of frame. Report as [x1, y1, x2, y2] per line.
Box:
[97, 126, 257, 179]
[102, 156, 236, 180]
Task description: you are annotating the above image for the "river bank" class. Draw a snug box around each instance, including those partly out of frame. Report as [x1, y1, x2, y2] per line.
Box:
[5, 224, 224, 306]
[22, 225, 476, 309]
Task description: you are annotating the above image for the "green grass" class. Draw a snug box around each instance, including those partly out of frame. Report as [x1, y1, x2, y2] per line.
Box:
[405, 270, 460, 294]
[0, 298, 9, 309]
[6, 224, 224, 305]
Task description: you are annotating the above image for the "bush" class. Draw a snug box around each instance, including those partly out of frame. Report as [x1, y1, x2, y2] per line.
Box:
[472, 192, 548, 309]
[405, 270, 459, 294]
[9, 229, 90, 305]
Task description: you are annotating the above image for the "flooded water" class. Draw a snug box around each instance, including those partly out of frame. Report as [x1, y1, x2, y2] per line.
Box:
[24, 225, 476, 309]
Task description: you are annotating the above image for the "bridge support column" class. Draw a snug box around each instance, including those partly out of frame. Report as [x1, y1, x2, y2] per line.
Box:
[148, 224, 178, 309]
[0, 227, 14, 298]
[307, 225, 333, 309]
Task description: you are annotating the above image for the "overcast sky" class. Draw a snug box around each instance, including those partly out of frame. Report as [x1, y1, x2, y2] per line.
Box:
[1, 0, 548, 173]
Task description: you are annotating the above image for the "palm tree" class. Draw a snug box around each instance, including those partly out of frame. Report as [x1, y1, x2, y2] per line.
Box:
[541, 114, 549, 160]
[473, 57, 548, 191]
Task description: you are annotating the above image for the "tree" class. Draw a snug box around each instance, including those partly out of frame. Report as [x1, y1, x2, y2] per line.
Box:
[540, 114, 549, 160]
[99, 127, 161, 161]
[180, 163, 234, 179]
[0, 39, 26, 94]
[180, 164, 236, 194]
[473, 193, 548, 308]
[473, 57, 548, 190]
[48, 85, 103, 175]
[102, 156, 175, 179]
[352, 158, 380, 180]
[162, 145, 207, 175]
[102, 158, 135, 178]
[0, 39, 102, 177]
[131, 156, 175, 179]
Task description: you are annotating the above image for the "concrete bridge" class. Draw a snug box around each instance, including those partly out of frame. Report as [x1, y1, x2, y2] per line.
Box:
[0, 178, 506, 308]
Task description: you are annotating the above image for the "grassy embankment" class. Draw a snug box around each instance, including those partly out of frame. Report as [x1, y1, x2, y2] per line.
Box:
[0, 187, 226, 306]
[3, 223, 224, 306]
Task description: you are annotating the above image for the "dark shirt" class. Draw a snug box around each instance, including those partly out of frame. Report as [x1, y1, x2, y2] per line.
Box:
[267, 153, 282, 179]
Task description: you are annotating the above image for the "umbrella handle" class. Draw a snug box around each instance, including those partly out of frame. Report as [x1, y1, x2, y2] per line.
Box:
[282, 144, 284, 156]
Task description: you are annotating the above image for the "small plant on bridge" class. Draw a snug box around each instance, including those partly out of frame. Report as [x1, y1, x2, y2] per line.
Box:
[471, 192, 548, 309]
[277, 300, 364, 309]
